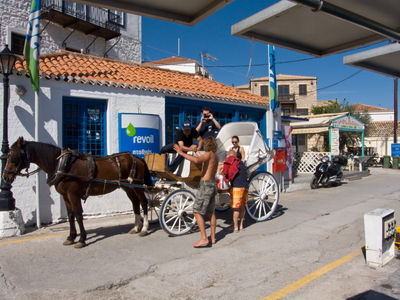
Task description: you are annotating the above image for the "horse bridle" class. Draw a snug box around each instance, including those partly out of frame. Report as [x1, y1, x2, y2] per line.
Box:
[4, 144, 36, 178]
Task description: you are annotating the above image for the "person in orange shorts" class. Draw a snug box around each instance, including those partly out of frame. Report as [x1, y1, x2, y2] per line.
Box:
[223, 150, 249, 232]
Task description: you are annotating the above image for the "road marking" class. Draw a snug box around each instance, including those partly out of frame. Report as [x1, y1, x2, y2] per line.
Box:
[0, 232, 68, 246]
[262, 249, 362, 300]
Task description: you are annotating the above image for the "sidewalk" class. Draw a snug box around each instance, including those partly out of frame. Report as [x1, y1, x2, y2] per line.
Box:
[283, 169, 370, 193]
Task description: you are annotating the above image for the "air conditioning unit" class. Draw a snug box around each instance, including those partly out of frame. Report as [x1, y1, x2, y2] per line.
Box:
[364, 208, 396, 268]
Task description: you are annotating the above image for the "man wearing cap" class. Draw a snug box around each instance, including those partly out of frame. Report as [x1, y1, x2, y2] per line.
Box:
[160, 121, 202, 172]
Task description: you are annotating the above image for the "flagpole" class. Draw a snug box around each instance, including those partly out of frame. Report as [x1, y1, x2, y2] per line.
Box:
[24, 0, 41, 228]
[267, 45, 275, 172]
[35, 90, 41, 228]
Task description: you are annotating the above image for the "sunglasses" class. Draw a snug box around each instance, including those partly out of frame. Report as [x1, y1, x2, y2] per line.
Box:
[232, 141, 238, 144]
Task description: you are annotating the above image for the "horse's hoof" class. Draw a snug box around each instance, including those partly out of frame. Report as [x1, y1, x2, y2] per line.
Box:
[74, 242, 86, 248]
[138, 231, 148, 237]
[128, 228, 138, 234]
[63, 240, 74, 246]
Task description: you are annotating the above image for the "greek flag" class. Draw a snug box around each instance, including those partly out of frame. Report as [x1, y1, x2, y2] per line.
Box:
[268, 45, 277, 111]
[24, 0, 40, 92]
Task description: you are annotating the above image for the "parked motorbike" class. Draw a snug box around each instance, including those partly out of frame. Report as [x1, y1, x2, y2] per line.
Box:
[310, 155, 347, 189]
[364, 152, 380, 168]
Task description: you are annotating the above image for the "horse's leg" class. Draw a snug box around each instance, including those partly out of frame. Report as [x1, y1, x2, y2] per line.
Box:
[136, 189, 149, 237]
[70, 194, 87, 248]
[63, 196, 77, 246]
[125, 189, 142, 234]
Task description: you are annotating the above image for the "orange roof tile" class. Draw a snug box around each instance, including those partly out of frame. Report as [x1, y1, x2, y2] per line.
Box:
[368, 121, 400, 137]
[352, 103, 393, 112]
[13, 51, 266, 106]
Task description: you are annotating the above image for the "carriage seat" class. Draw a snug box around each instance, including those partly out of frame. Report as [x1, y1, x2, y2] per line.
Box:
[167, 152, 194, 178]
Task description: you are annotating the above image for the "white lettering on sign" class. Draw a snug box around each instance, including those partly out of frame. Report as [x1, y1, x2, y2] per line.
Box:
[132, 135, 155, 144]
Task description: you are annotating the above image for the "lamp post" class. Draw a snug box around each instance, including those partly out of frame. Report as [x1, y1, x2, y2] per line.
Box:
[0, 44, 17, 211]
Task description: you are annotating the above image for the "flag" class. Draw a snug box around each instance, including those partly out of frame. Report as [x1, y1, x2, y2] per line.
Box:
[24, 0, 41, 92]
[268, 45, 277, 111]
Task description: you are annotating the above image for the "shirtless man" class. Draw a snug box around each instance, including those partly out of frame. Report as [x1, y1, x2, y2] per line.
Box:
[173, 136, 219, 248]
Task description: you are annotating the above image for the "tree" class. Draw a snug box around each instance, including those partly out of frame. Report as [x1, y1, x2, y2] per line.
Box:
[311, 99, 371, 153]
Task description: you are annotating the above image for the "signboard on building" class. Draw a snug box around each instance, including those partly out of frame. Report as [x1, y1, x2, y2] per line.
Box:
[330, 128, 340, 156]
[391, 143, 400, 157]
[119, 113, 161, 158]
[331, 115, 364, 131]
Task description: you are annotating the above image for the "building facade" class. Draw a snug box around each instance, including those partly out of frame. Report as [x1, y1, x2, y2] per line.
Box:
[3, 51, 267, 225]
[143, 56, 213, 79]
[237, 74, 318, 116]
[0, 0, 141, 63]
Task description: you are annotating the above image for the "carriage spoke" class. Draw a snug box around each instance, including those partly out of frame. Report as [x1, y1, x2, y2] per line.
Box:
[182, 197, 189, 209]
[178, 217, 182, 232]
[171, 215, 179, 229]
[248, 201, 257, 212]
[179, 195, 183, 209]
[262, 201, 267, 216]
[165, 214, 178, 224]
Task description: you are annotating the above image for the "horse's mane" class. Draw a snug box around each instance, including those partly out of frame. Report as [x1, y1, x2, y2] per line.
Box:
[23, 140, 62, 174]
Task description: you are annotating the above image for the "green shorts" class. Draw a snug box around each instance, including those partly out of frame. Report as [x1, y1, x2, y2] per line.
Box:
[194, 180, 217, 216]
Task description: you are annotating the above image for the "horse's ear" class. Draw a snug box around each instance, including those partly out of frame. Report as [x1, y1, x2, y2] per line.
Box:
[17, 136, 24, 147]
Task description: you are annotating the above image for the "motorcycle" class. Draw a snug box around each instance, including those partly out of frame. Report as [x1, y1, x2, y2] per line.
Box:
[310, 155, 347, 189]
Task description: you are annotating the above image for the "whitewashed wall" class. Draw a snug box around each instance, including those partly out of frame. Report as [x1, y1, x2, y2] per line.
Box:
[2, 76, 165, 225]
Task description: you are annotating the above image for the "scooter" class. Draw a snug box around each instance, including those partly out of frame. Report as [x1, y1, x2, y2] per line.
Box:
[310, 155, 347, 189]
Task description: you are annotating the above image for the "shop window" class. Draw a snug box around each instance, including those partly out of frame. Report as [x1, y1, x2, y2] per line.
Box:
[260, 85, 269, 97]
[278, 85, 289, 96]
[299, 84, 307, 95]
[11, 32, 25, 55]
[165, 98, 266, 143]
[296, 109, 308, 116]
[63, 97, 107, 156]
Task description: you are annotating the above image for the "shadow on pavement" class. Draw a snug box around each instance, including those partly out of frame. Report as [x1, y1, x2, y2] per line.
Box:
[346, 290, 398, 300]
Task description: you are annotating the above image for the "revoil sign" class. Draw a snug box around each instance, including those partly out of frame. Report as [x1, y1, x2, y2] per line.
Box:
[119, 113, 161, 158]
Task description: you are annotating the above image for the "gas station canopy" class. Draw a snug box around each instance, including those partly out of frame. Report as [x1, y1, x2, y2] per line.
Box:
[74, 0, 233, 25]
[344, 42, 400, 78]
[231, 0, 400, 57]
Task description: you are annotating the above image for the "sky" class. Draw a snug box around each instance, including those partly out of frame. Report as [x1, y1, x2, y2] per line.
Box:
[142, 0, 397, 111]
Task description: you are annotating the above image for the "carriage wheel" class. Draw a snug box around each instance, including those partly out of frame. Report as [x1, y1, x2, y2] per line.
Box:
[160, 190, 196, 236]
[144, 190, 166, 224]
[246, 171, 279, 222]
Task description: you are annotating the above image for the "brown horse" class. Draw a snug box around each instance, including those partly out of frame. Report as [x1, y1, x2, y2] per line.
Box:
[2, 137, 153, 248]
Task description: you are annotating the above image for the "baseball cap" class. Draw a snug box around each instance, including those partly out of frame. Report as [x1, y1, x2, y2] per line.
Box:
[182, 121, 191, 130]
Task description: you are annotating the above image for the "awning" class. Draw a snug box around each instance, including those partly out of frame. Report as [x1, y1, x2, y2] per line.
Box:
[292, 127, 329, 134]
[231, 0, 400, 57]
[344, 42, 400, 78]
[75, 0, 233, 25]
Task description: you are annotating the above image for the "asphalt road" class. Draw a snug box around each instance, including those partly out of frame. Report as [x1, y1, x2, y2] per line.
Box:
[1, 168, 400, 300]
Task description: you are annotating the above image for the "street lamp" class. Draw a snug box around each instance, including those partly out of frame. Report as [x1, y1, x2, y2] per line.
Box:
[0, 44, 17, 211]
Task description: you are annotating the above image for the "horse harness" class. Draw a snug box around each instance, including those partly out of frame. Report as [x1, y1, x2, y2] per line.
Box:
[49, 150, 139, 201]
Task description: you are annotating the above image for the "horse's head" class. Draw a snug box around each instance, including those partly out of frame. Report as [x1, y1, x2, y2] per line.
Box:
[3, 137, 30, 183]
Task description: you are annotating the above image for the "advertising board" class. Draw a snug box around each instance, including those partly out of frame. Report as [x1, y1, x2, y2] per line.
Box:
[119, 113, 161, 158]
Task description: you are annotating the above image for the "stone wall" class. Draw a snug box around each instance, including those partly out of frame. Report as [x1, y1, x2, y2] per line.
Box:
[0, 0, 141, 63]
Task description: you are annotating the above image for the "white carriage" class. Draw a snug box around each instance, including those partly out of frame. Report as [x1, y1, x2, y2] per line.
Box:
[144, 122, 280, 236]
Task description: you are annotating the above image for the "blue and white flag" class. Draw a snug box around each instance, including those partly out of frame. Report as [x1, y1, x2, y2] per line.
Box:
[268, 45, 278, 111]
[24, 0, 40, 92]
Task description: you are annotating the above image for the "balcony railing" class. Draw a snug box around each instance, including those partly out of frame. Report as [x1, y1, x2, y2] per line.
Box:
[41, 0, 121, 40]
[278, 94, 296, 102]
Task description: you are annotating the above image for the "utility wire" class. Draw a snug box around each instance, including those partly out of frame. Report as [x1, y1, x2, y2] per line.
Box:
[205, 57, 318, 68]
[317, 70, 363, 91]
